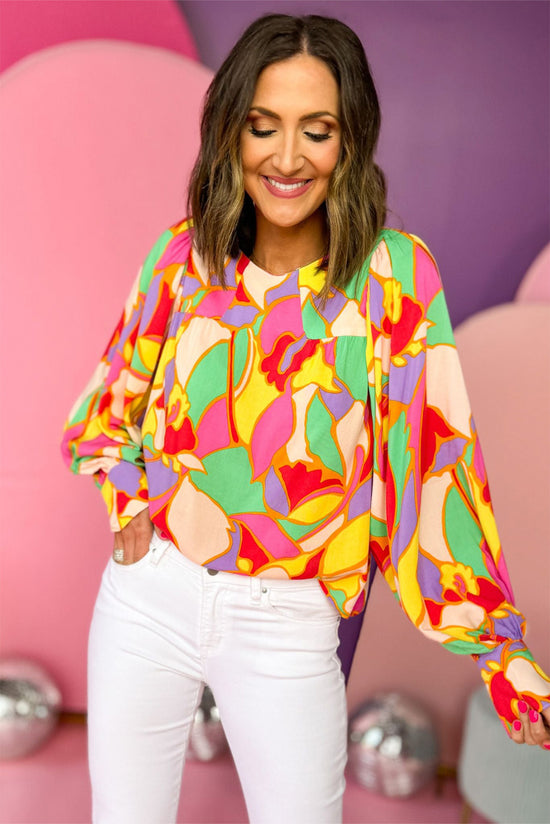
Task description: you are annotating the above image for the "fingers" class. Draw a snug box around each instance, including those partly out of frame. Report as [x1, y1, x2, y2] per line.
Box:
[113, 509, 154, 565]
[509, 700, 550, 751]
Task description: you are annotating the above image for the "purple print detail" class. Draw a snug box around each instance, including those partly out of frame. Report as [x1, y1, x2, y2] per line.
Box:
[318, 289, 347, 323]
[320, 384, 354, 420]
[368, 277, 385, 326]
[209, 522, 241, 571]
[146, 458, 180, 498]
[265, 272, 299, 305]
[163, 357, 176, 397]
[265, 466, 290, 516]
[181, 273, 203, 299]
[390, 472, 417, 569]
[347, 485, 370, 521]
[389, 352, 425, 404]
[280, 337, 309, 372]
[221, 304, 260, 327]
[433, 438, 468, 474]
[108, 462, 144, 497]
[141, 275, 162, 328]
[224, 258, 238, 288]
[416, 553, 444, 601]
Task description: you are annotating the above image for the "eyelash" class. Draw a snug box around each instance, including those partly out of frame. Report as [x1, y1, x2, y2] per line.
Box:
[248, 126, 331, 143]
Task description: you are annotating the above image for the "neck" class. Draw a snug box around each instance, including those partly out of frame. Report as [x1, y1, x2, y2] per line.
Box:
[251, 210, 327, 275]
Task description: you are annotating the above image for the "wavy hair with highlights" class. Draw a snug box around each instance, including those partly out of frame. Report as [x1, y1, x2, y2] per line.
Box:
[187, 13, 387, 297]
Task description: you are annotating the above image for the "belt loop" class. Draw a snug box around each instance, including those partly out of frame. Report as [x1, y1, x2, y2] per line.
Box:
[149, 532, 171, 566]
[250, 576, 262, 602]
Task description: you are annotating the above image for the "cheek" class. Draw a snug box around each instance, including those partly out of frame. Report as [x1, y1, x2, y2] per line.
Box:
[318, 142, 341, 179]
[241, 137, 263, 175]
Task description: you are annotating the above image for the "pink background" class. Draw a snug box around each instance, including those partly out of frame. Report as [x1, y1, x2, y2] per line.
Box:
[1, 0, 548, 766]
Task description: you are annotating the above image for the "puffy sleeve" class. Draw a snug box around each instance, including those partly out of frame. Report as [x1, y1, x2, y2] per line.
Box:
[366, 229, 550, 731]
[61, 221, 192, 531]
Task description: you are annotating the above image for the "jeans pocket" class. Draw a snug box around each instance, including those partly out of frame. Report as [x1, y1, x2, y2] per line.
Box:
[110, 536, 156, 572]
[266, 583, 341, 626]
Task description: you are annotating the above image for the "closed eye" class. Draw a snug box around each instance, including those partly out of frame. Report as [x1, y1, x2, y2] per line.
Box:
[305, 132, 331, 142]
[248, 126, 276, 138]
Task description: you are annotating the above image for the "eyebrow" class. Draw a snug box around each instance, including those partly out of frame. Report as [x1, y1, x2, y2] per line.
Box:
[248, 106, 340, 123]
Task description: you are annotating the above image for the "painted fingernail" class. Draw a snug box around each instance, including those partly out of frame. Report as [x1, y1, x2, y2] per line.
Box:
[513, 720, 522, 731]
[544, 743, 550, 750]
[518, 700, 528, 713]
[529, 710, 539, 723]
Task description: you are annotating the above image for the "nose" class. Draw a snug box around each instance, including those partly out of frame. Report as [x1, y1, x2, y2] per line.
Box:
[272, 131, 305, 177]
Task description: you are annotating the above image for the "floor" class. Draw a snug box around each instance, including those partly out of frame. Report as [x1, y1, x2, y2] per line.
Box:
[0, 723, 490, 824]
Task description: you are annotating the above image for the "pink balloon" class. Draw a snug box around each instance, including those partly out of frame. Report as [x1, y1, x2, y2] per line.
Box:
[0, 0, 198, 73]
[0, 41, 212, 708]
[515, 243, 550, 303]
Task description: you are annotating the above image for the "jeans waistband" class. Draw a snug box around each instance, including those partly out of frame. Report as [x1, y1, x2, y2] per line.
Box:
[151, 532, 324, 592]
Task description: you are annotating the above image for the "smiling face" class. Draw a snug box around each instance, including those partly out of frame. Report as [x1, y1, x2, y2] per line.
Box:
[240, 53, 341, 236]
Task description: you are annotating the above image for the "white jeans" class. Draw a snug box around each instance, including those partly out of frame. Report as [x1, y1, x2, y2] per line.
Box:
[88, 532, 348, 824]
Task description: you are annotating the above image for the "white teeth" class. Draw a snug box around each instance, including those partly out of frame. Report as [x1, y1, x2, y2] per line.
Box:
[266, 177, 309, 191]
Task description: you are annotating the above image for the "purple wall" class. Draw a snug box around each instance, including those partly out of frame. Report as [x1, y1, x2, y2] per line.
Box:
[179, 1, 549, 326]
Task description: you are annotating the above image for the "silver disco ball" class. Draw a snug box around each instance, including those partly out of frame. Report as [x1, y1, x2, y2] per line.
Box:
[187, 684, 228, 762]
[348, 692, 439, 797]
[0, 659, 62, 759]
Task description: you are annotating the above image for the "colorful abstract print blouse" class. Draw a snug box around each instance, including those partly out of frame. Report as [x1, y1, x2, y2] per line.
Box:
[62, 218, 550, 729]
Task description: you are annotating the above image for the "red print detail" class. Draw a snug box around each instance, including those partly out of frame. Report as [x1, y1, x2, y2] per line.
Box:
[235, 281, 250, 303]
[468, 578, 505, 612]
[261, 336, 317, 391]
[280, 462, 342, 511]
[239, 524, 270, 573]
[97, 389, 113, 415]
[116, 490, 132, 513]
[421, 407, 455, 477]
[382, 296, 423, 356]
[488, 671, 519, 724]
[295, 551, 322, 579]
[164, 416, 196, 455]
[425, 599, 444, 626]
[144, 281, 173, 338]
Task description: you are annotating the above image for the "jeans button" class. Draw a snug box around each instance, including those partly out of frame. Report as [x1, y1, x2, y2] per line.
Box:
[207, 568, 219, 576]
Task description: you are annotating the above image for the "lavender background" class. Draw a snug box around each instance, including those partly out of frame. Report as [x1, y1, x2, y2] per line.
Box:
[179, 0, 550, 327]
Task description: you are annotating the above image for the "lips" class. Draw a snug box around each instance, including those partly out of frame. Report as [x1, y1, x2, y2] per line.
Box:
[261, 175, 313, 199]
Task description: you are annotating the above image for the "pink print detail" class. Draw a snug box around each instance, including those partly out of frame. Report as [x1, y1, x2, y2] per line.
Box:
[238, 513, 300, 559]
[194, 397, 231, 458]
[414, 244, 441, 302]
[250, 384, 293, 478]
[155, 231, 192, 269]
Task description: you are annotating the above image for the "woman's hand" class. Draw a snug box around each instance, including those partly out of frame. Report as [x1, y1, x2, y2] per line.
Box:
[509, 702, 550, 750]
[113, 508, 154, 565]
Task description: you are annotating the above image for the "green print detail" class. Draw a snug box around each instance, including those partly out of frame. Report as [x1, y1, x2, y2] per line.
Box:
[190, 447, 266, 515]
[370, 516, 388, 537]
[306, 395, 343, 475]
[301, 297, 327, 339]
[388, 411, 411, 521]
[335, 338, 368, 400]
[185, 343, 229, 425]
[455, 463, 474, 507]
[232, 329, 249, 386]
[278, 517, 326, 540]
[385, 233, 415, 296]
[444, 487, 487, 576]
[138, 230, 174, 293]
[427, 292, 455, 345]
[120, 445, 143, 465]
[190, 289, 209, 309]
[325, 585, 347, 611]
[445, 639, 493, 656]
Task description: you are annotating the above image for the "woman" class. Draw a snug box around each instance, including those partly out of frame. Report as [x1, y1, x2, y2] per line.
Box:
[61, 13, 550, 824]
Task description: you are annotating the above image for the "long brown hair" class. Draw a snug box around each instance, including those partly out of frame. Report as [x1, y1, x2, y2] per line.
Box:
[187, 14, 387, 296]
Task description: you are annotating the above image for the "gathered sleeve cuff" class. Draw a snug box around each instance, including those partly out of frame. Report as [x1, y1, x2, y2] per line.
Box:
[366, 230, 550, 731]
[61, 220, 192, 531]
